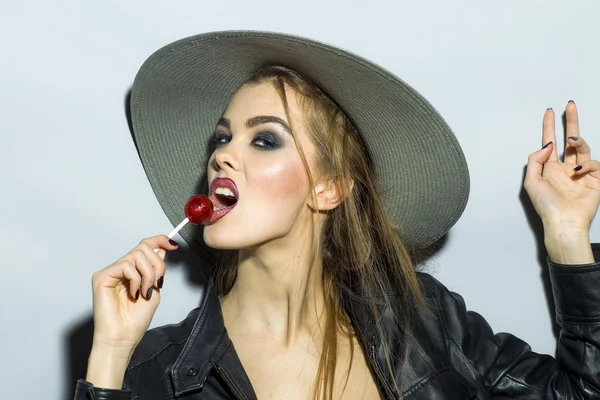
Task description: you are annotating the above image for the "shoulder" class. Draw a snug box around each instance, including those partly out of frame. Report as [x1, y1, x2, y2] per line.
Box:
[413, 271, 495, 345]
[416, 271, 449, 296]
[409, 271, 474, 343]
[415, 271, 465, 310]
[128, 307, 201, 369]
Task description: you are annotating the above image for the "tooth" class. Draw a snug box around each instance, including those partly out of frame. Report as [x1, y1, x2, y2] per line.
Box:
[215, 187, 235, 198]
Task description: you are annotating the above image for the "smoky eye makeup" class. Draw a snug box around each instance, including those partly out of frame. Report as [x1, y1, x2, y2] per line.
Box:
[211, 131, 230, 148]
[210, 119, 290, 151]
[252, 131, 283, 150]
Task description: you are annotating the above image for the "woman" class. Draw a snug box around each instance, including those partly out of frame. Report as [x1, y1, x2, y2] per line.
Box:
[74, 31, 600, 399]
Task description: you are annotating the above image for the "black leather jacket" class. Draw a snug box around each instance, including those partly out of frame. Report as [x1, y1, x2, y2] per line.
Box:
[74, 246, 600, 399]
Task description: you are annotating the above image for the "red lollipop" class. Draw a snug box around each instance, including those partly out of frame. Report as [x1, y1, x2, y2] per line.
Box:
[155, 195, 214, 252]
[184, 195, 214, 224]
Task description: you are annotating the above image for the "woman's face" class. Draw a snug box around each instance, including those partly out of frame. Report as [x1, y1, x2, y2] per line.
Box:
[203, 81, 319, 250]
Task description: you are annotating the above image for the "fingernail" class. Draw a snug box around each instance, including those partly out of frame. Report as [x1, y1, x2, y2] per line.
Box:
[135, 289, 140, 300]
[568, 100, 575, 104]
[168, 239, 179, 247]
[146, 287, 153, 300]
[158, 276, 164, 289]
[542, 141, 553, 149]
[546, 107, 553, 111]
[568, 136, 579, 141]
[574, 165, 583, 172]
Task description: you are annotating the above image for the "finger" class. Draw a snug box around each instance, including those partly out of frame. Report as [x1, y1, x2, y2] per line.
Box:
[155, 248, 167, 260]
[120, 261, 143, 299]
[566, 135, 591, 165]
[524, 142, 554, 189]
[566, 100, 580, 138]
[97, 260, 142, 299]
[127, 249, 156, 299]
[140, 235, 179, 253]
[564, 101, 581, 164]
[574, 160, 600, 180]
[542, 108, 559, 163]
[137, 241, 167, 289]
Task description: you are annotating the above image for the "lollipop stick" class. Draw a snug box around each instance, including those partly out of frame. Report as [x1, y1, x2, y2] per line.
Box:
[168, 217, 190, 239]
[154, 217, 189, 253]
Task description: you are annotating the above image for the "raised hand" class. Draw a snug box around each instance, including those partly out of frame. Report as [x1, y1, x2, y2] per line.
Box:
[524, 101, 600, 264]
[86, 235, 178, 389]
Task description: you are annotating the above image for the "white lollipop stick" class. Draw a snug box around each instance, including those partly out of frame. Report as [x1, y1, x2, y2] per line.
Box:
[154, 217, 189, 253]
[167, 217, 190, 239]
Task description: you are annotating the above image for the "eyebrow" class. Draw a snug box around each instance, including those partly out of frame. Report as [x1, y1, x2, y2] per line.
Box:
[217, 116, 292, 134]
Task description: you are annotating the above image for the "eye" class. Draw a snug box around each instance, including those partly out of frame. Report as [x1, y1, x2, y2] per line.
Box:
[252, 132, 281, 150]
[211, 132, 231, 148]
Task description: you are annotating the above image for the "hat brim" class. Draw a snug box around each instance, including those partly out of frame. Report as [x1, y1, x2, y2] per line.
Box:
[130, 31, 469, 259]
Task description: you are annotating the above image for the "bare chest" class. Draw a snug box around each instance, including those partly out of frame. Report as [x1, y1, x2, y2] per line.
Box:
[230, 335, 381, 400]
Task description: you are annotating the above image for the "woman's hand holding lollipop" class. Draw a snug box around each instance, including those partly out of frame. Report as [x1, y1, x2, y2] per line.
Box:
[86, 196, 213, 389]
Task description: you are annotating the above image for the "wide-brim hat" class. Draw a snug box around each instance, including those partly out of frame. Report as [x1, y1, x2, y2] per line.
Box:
[130, 30, 469, 261]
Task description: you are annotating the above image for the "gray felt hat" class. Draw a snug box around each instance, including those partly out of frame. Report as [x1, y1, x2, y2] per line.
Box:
[130, 30, 470, 260]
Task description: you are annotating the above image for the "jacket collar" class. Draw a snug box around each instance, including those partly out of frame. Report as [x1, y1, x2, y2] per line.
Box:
[170, 276, 230, 396]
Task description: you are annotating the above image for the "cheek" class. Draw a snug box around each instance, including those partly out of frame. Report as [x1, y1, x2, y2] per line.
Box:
[252, 158, 308, 204]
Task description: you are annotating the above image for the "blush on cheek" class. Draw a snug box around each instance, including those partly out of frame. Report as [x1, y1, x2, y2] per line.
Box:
[255, 162, 309, 203]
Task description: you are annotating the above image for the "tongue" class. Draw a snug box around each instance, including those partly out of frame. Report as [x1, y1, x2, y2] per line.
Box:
[210, 194, 236, 210]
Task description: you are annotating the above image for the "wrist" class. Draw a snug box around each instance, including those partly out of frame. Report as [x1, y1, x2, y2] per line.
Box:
[85, 344, 133, 389]
[543, 224, 593, 265]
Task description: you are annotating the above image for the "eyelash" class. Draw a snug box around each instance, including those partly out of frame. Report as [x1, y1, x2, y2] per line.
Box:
[212, 132, 281, 150]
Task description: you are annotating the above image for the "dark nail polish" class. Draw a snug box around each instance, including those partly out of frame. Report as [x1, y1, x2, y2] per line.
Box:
[158, 276, 164, 289]
[546, 107, 553, 111]
[146, 287, 153, 300]
[568, 136, 579, 141]
[168, 239, 179, 247]
[574, 165, 583, 172]
[568, 100, 575, 104]
[542, 141, 553, 149]
[135, 289, 140, 300]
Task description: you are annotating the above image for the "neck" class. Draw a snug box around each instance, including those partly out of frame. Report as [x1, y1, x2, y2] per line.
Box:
[220, 238, 327, 347]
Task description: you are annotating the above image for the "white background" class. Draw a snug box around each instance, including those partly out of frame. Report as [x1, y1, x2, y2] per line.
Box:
[1, 1, 599, 398]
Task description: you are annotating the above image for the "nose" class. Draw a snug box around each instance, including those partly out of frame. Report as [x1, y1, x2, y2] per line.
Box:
[211, 145, 240, 172]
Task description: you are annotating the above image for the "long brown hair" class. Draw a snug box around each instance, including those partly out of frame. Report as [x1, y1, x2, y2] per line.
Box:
[215, 66, 428, 399]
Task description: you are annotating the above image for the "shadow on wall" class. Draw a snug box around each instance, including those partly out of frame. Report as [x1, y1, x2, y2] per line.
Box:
[62, 246, 210, 400]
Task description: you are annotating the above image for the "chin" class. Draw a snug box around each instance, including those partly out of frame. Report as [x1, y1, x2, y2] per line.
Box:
[204, 223, 286, 251]
[203, 227, 243, 250]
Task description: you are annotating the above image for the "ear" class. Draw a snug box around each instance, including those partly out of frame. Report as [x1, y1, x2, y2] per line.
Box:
[309, 178, 354, 211]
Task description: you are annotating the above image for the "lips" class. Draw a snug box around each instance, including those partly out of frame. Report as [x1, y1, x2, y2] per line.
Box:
[208, 177, 239, 224]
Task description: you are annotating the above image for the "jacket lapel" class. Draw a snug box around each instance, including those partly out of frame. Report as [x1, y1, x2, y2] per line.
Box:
[170, 277, 227, 396]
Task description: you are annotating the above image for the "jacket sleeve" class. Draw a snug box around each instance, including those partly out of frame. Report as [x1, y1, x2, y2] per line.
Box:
[73, 379, 133, 400]
[431, 245, 600, 399]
